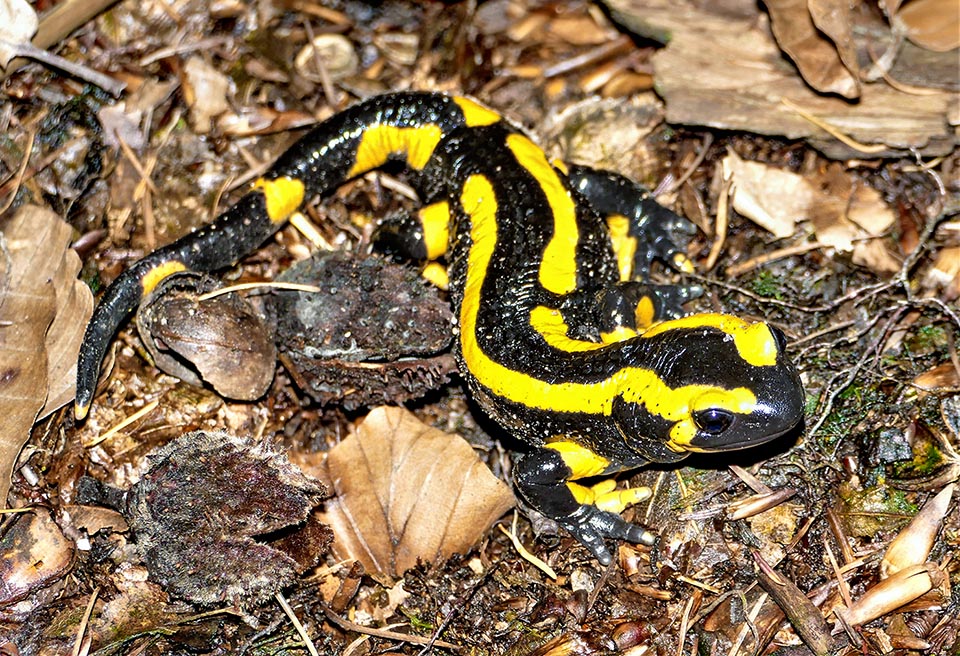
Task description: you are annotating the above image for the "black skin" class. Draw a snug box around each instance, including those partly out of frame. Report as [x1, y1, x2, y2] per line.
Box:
[76, 92, 805, 565]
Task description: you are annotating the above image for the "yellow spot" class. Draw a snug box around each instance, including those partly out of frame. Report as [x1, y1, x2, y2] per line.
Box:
[600, 326, 639, 344]
[634, 296, 656, 329]
[458, 174, 757, 427]
[252, 176, 305, 224]
[505, 133, 579, 295]
[74, 401, 90, 420]
[546, 441, 610, 478]
[141, 260, 187, 294]
[347, 124, 443, 177]
[421, 261, 449, 290]
[453, 96, 501, 127]
[552, 159, 569, 175]
[640, 314, 779, 367]
[673, 252, 695, 273]
[606, 214, 637, 281]
[418, 201, 451, 259]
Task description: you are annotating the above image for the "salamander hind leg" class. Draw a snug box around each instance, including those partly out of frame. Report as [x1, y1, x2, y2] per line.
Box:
[513, 442, 655, 565]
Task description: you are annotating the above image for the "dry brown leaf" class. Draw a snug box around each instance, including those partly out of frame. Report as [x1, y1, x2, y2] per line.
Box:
[808, 0, 861, 84]
[765, 0, 860, 98]
[0, 0, 37, 68]
[0, 508, 74, 604]
[312, 406, 514, 579]
[895, 0, 960, 52]
[603, 0, 956, 158]
[881, 484, 954, 578]
[0, 206, 92, 504]
[921, 245, 960, 298]
[721, 149, 808, 238]
[182, 55, 232, 134]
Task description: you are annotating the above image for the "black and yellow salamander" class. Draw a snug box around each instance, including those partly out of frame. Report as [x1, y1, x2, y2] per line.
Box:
[76, 92, 804, 564]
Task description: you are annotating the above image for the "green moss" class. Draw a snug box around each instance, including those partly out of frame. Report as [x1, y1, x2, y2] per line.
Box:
[750, 270, 786, 300]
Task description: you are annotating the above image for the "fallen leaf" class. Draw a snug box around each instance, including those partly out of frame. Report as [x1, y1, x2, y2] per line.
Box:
[0, 508, 74, 605]
[721, 148, 809, 238]
[182, 55, 232, 134]
[312, 407, 515, 579]
[0, 0, 37, 68]
[765, 0, 859, 98]
[603, 0, 957, 158]
[0, 205, 92, 505]
[895, 0, 960, 52]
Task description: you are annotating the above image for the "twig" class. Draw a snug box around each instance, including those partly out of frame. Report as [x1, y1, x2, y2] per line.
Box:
[320, 604, 461, 650]
[275, 592, 319, 656]
[781, 98, 887, 154]
[1, 38, 125, 95]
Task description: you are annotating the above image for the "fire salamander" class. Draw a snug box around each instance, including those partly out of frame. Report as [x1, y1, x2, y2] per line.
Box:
[76, 92, 804, 564]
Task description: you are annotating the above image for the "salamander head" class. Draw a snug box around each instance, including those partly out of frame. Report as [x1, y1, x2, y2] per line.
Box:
[611, 314, 804, 457]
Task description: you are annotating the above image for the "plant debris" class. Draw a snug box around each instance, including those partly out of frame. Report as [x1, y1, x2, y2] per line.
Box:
[271, 252, 456, 409]
[84, 430, 330, 606]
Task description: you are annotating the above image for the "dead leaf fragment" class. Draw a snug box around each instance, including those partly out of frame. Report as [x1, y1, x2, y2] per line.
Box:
[182, 55, 232, 134]
[313, 407, 514, 579]
[0, 206, 93, 505]
[0, 0, 38, 68]
[0, 508, 75, 605]
[881, 484, 954, 578]
[895, 0, 960, 52]
[765, 0, 860, 98]
[837, 562, 948, 626]
[721, 149, 806, 238]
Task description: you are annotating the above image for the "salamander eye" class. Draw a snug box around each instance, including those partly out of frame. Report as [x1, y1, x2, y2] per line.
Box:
[693, 408, 734, 435]
[769, 325, 788, 353]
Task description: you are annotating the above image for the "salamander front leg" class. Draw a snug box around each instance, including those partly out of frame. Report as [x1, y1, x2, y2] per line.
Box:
[513, 445, 655, 565]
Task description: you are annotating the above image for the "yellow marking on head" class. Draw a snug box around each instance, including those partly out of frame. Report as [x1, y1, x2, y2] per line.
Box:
[418, 201, 451, 260]
[601, 326, 639, 344]
[141, 260, 187, 294]
[641, 314, 779, 367]
[421, 261, 449, 290]
[453, 96, 501, 127]
[347, 124, 443, 177]
[546, 441, 609, 478]
[605, 214, 637, 281]
[252, 176, 306, 224]
[459, 175, 759, 428]
[505, 133, 579, 295]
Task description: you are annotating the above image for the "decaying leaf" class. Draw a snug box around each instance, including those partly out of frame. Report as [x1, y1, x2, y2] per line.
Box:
[122, 431, 329, 605]
[837, 562, 949, 626]
[722, 149, 808, 238]
[603, 0, 957, 158]
[0, 205, 93, 505]
[894, 0, 960, 52]
[312, 406, 515, 579]
[182, 55, 232, 134]
[765, 0, 859, 99]
[0, 0, 37, 68]
[0, 508, 74, 605]
[881, 483, 954, 578]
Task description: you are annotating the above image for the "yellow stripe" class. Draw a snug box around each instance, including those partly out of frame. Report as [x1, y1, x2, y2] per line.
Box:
[546, 441, 609, 477]
[639, 314, 779, 367]
[141, 260, 187, 294]
[418, 201, 451, 260]
[453, 96, 501, 127]
[505, 133, 579, 295]
[252, 176, 306, 224]
[530, 305, 606, 352]
[347, 124, 443, 177]
[458, 174, 758, 429]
